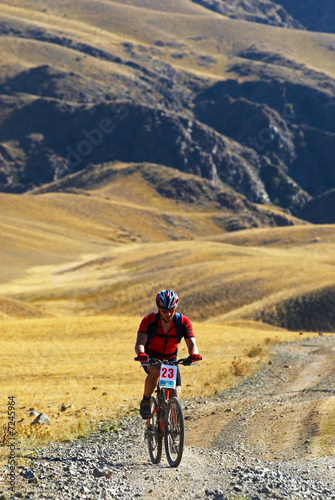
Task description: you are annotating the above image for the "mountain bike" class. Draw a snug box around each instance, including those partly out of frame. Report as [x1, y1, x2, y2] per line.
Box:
[135, 357, 199, 467]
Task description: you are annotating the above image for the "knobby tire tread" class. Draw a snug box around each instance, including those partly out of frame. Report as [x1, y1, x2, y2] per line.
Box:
[164, 396, 184, 467]
[148, 396, 162, 464]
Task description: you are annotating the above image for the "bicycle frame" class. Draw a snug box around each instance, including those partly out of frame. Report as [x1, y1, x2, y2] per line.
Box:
[144, 383, 173, 435]
[154, 387, 176, 430]
[137, 357, 199, 467]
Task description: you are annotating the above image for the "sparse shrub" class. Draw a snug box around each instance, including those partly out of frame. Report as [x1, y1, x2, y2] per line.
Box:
[264, 336, 278, 345]
[284, 102, 294, 116]
[17, 423, 53, 442]
[1, 421, 9, 447]
[260, 162, 299, 210]
[12, 173, 21, 185]
[246, 345, 263, 358]
[232, 356, 246, 376]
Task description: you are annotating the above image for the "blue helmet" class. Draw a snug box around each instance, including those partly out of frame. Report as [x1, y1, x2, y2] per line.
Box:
[156, 289, 179, 310]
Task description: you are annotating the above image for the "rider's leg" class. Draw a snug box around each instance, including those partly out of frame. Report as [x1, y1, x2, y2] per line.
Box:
[168, 367, 181, 398]
[176, 367, 181, 396]
[140, 366, 160, 419]
[144, 365, 160, 398]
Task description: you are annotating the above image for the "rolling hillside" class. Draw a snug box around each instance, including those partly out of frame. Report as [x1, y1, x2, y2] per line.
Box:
[1, 1, 335, 453]
[0, 0, 335, 331]
[1, 169, 335, 331]
[0, 0, 335, 223]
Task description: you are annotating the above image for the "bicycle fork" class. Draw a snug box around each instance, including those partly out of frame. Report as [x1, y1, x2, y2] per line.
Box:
[145, 406, 164, 440]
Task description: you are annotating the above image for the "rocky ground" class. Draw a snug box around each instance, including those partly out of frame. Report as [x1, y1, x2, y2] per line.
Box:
[2, 334, 335, 500]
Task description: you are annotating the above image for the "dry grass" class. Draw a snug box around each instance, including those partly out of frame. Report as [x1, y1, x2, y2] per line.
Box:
[1, 0, 335, 463]
[232, 357, 247, 376]
[2, 0, 335, 85]
[0, 314, 314, 464]
[311, 397, 335, 457]
[1, 222, 334, 324]
[0, 189, 332, 464]
[0, 181, 227, 282]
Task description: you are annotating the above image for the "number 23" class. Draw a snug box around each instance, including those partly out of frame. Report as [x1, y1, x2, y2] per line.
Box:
[161, 367, 174, 379]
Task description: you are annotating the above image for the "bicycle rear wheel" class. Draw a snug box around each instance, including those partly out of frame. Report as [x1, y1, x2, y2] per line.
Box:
[164, 396, 184, 467]
[147, 396, 163, 464]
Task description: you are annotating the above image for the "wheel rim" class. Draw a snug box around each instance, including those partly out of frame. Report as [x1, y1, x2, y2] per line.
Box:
[167, 403, 180, 457]
[165, 397, 184, 467]
[148, 397, 162, 463]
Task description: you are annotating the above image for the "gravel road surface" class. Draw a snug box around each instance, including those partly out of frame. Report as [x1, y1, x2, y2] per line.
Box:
[2, 335, 335, 500]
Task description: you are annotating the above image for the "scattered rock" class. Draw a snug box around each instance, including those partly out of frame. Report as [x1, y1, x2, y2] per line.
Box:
[2, 337, 335, 500]
[93, 468, 113, 479]
[31, 413, 51, 425]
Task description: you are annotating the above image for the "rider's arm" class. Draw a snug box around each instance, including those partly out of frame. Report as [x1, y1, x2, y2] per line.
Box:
[185, 337, 199, 356]
[135, 332, 148, 355]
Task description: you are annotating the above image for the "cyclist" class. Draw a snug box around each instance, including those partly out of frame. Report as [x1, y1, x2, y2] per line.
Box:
[135, 289, 202, 419]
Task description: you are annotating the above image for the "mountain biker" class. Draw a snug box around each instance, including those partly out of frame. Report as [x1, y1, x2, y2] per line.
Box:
[135, 289, 202, 419]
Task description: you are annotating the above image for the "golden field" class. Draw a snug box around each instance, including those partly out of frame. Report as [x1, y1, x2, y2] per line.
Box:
[1, 0, 335, 464]
[0, 313, 313, 462]
[0, 171, 332, 462]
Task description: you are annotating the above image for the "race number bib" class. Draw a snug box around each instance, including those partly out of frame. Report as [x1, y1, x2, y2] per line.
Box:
[159, 364, 177, 389]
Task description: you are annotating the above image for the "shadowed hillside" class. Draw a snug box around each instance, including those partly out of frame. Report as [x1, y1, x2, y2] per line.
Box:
[1, 0, 335, 332]
[1, 191, 334, 331]
[0, 0, 335, 224]
[275, 0, 335, 33]
[190, 0, 304, 28]
[249, 284, 335, 332]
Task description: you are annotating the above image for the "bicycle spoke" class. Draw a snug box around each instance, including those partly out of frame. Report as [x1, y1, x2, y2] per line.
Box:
[137, 358, 199, 467]
[147, 396, 162, 464]
[164, 397, 184, 467]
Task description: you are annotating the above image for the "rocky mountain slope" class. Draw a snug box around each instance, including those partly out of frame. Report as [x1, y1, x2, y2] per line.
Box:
[1, 0, 335, 224]
[191, 0, 304, 28]
[275, 0, 335, 33]
[193, 0, 335, 34]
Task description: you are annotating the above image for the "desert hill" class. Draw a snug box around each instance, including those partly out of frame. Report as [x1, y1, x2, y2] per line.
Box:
[0, 0, 335, 224]
[2, 0, 335, 462]
[1, 0, 335, 332]
[0, 158, 301, 282]
[1, 177, 335, 331]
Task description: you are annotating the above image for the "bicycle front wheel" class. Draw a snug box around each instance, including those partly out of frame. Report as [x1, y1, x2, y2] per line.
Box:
[147, 396, 163, 464]
[164, 396, 185, 467]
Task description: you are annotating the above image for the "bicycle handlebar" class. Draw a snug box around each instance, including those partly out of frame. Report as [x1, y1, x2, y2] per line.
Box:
[134, 356, 199, 366]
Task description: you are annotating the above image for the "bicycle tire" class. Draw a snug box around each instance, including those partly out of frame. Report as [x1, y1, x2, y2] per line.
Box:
[147, 396, 163, 464]
[164, 396, 184, 467]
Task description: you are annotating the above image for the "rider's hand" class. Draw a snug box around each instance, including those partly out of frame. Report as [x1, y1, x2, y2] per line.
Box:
[137, 353, 149, 364]
[190, 353, 202, 362]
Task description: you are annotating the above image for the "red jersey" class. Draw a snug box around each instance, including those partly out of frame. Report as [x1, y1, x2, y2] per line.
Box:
[138, 311, 194, 360]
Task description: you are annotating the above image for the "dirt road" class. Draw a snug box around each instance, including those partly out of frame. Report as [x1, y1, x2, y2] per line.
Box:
[3, 335, 335, 499]
[186, 335, 335, 462]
